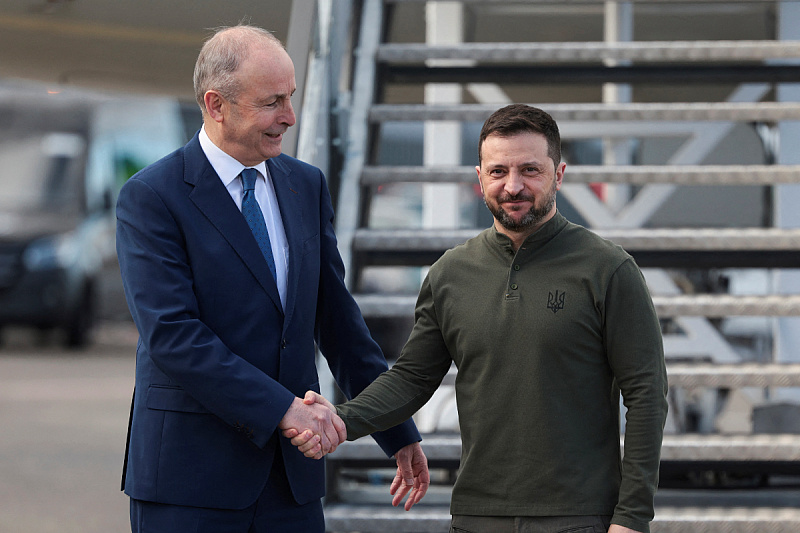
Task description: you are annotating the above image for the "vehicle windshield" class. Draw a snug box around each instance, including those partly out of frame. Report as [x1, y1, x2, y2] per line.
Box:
[0, 130, 86, 215]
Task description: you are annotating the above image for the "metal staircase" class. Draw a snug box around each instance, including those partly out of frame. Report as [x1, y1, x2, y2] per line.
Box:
[319, 0, 800, 531]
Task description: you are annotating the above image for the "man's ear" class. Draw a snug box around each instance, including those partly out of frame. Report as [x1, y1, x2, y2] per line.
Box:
[475, 165, 484, 194]
[555, 162, 566, 190]
[204, 91, 226, 123]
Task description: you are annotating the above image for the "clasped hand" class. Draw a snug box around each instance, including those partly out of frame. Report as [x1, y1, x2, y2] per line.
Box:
[281, 391, 430, 510]
[277, 394, 346, 458]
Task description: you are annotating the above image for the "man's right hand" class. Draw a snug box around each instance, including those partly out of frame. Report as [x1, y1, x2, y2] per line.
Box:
[278, 395, 346, 458]
[282, 391, 342, 458]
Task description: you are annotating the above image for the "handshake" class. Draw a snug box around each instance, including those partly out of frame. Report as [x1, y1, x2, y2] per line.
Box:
[278, 391, 430, 510]
[278, 391, 344, 460]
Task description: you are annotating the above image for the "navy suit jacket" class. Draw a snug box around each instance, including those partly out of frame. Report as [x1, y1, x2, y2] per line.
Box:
[116, 133, 420, 510]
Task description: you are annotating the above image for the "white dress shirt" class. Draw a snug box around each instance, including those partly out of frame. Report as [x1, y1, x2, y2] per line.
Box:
[199, 126, 289, 309]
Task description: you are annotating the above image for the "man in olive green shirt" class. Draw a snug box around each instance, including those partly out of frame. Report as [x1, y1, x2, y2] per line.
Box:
[286, 104, 668, 533]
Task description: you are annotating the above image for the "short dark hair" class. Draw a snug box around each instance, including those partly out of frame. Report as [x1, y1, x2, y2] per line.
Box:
[478, 104, 561, 166]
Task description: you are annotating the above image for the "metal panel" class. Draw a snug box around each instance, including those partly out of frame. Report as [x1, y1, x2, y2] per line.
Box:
[653, 295, 800, 317]
[334, 0, 384, 288]
[597, 227, 800, 251]
[386, 0, 781, 3]
[378, 41, 800, 63]
[651, 509, 800, 533]
[382, 64, 800, 85]
[352, 227, 800, 252]
[329, 433, 800, 463]
[362, 165, 800, 185]
[370, 102, 800, 122]
[353, 293, 800, 319]
[668, 363, 800, 388]
[324, 505, 800, 533]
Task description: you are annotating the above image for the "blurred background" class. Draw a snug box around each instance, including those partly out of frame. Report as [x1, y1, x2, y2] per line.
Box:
[1, 1, 800, 532]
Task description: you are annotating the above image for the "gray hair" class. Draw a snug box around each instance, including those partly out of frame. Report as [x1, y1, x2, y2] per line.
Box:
[193, 25, 283, 112]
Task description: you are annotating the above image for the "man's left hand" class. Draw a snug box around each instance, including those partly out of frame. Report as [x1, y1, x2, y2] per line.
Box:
[608, 525, 642, 533]
[390, 442, 429, 511]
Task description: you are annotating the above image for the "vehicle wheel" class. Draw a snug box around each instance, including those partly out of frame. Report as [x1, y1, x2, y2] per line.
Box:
[65, 285, 95, 348]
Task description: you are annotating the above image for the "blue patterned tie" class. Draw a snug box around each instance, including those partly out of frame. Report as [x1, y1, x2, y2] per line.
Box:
[240, 168, 277, 281]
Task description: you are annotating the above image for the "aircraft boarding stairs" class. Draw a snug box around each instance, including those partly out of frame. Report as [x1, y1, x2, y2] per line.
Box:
[321, 1, 800, 531]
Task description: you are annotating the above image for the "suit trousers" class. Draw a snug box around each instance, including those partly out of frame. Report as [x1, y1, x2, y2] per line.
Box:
[130, 452, 324, 533]
[450, 514, 612, 533]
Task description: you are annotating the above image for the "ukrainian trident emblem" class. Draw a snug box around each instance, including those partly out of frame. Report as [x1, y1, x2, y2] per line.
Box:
[547, 290, 565, 314]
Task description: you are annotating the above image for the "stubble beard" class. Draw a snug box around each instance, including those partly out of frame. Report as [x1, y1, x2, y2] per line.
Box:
[485, 180, 558, 233]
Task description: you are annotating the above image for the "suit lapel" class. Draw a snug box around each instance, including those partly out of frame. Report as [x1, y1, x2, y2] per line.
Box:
[183, 136, 283, 313]
[268, 156, 303, 330]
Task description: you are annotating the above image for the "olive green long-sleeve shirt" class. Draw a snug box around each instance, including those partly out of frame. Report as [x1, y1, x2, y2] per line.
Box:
[337, 212, 668, 533]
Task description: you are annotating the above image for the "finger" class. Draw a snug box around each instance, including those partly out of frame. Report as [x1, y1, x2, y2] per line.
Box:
[302, 390, 319, 405]
[398, 457, 415, 488]
[405, 479, 430, 510]
[289, 429, 315, 446]
[390, 465, 412, 507]
[323, 423, 339, 454]
[333, 414, 347, 445]
[392, 483, 411, 508]
[319, 430, 334, 454]
[317, 394, 336, 411]
[297, 434, 321, 454]
[306, 391, 336, 411]
[389, 468, 403, 496]
[320, 412, 344, 453]
[282, 428, 300, 439]
[303, 442, 323, 458]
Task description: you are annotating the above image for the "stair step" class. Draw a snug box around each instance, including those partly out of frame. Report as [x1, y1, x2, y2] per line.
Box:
[449, 363, 800, 388]
[439, 363, 800, 387]
[668, 363, 800, 388]
[324, 504, 800, 533]
[383, 64, 800, 85]
[378, 40, 800, 63]
[354, 294, 800, 318]
[653, 507, 800, 533]
[353, 228, 800, 253]
[370, 102, 800, 123]
[386, 0, 778, 4]
[329, 434, 800, 464]
[653, 295, 800, 318]
[324, 504, 449, 533]
[660, 434, 800, 463]
[362, 165, 800, 186]
[351, 227, 800, 268]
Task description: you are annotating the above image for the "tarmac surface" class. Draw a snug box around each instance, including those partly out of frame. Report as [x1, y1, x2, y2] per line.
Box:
[0, 322, 138, 533]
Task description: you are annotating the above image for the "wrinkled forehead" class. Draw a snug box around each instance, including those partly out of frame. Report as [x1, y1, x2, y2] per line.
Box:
[479, 131, 550, 163]
[238, 45, 296, 94]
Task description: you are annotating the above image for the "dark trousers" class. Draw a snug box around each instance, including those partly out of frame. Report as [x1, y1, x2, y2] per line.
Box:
[130, 454, 324, 533]
[450, 514, 612, 533]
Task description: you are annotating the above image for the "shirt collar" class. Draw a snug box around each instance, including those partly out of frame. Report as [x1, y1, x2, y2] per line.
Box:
[490, 210, 568, 252]
[199, 125, 268, 186]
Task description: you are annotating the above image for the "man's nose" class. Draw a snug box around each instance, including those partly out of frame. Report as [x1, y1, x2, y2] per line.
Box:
[283, 101, 297, 127]
[504, 171, 524, 195]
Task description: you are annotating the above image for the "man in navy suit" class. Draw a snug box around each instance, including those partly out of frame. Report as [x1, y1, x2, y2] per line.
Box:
[116, 25, 428, 533]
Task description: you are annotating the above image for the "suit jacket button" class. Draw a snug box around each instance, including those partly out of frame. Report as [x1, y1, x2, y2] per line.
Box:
[281, 339, 287, 349]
